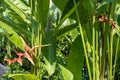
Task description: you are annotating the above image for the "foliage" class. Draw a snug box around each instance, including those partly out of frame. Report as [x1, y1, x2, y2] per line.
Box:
[0, 0, 120, 80]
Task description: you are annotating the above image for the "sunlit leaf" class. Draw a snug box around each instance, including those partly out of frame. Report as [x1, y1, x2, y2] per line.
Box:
[0, 19, 24, 51]
[4, 0, 30, 23]
[9, 74, 39, 80]
[58, 64, 73, 80]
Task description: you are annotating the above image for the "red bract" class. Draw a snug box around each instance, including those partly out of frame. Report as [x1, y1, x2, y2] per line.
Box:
[16, 51, 24, 57]
[15, 51, 34, 65]
[98, 15, 108, 23]
[13, 57, 17, 62]
[30, 46, 40, 52]
[21, 37, 30, 52]
[24, 52, 34, 65]
[4, 59, 13, 65]
[109, 20, 115, 27]
[16, 57, 22, 65]
[4, 37, 42, 65]
[21, 37, 40, 53]
[4, 57, 22, 65]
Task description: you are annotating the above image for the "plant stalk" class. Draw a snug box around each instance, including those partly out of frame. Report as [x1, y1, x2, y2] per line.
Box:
[73, 0, 92, 80]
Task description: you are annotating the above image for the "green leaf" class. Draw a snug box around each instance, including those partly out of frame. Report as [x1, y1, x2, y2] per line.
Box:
[9, 74, 39, 80]
[43, 30, 56, 76]
[54, 1, 80, 36]
[67, 35, 84, 80]
[70, 28, 78, 40]
[96, 0, 115, 9]
[53, 0, 94, 31]
[58, 1, 80, 28]
[57, 23, 78, 37]
[113, 35, 120, 54]
[52, 0, 69, 11]
[58, 64, 73, 80]
[44, 56, 56, 76]
[0, 19, 24, 51]
[40, 0, 50, 26]
[4, 0, 30, 23]
[31, 0, 49, 26]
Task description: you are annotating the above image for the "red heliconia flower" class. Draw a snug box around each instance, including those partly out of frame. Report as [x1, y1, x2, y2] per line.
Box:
[5, 37, 49, 66]
[15, 51, 34, 65]
[5, 57, 23, 65]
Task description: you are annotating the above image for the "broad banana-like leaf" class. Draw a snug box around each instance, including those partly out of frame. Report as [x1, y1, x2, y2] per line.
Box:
[57, 1, 80, 29]
[4, 0, 30, 23]
[67, 35, 84, 80]
[30, 0, 49, 27]
[52, 0, 68, 11]
[52, 0, 95, 25]
[9, 74, 39, 80]
[0, 19, 24, 51]
[43, 30, 56, 76]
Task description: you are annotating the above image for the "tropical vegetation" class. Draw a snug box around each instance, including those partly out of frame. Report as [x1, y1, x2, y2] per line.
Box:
[0, 0, 120, 80]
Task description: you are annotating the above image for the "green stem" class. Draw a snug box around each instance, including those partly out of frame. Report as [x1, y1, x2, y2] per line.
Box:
[95, 24, 99, 80]
[113, 37, 119, 80]
[109, 29, 113, 80]
[108, 2, 115, 80]
[73, 0, 92, 80]
[100, 23, 106, 80]
[92, 16, 95, 80]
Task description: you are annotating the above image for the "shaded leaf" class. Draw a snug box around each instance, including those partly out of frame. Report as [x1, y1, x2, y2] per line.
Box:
[52, 0, 69, 11]
[43, 30, 56, 76]
[67, 35, 84, 80]
[57, 23, 78, 37]
[57, 1, 80, 28]
[96, 0, 115, 9]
